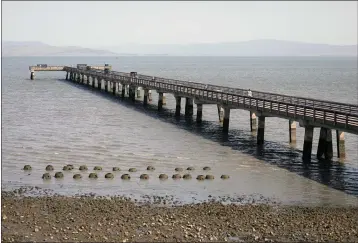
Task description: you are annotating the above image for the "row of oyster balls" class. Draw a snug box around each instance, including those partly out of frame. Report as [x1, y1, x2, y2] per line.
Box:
[22, 165, 230, 180]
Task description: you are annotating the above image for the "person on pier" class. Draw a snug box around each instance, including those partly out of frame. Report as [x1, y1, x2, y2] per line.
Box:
[248, 89, 252, 97]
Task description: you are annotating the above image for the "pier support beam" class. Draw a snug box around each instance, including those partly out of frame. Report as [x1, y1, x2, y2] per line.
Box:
[148, 90, 152, 102]
[317, 127, 333, 160]
[105, 81, 109, 92]
[250, 111, 257, 132]
[92, 77, 95, 88]
[185, 98, 194, 117]
[129, 86, 136, 102]
[65, 72, 69, 80]
[30, 71, 35, 80]
[112, 82, 116, 95]
[302, 126, 314, 162]
[121, 85, 126, 98]
[175, 96, 181, 117]
[98, 79, 102, 90]
[336, 130, 345, 159]
[143, 89, 149, 106]
[158, 92, 164, 110]
[137, 87, 142, 98]
[196, 104, 203, 123]
[77, 73, 80, 82]
[223, 107, 230, 133]
[257, 116, 265, 145]
[289, 120, 297, 143]
[81, 74, 84, 83]
[217, 105, 224, 123]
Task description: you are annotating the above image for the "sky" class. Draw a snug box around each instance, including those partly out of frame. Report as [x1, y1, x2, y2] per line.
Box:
[2, 1, 357, 47]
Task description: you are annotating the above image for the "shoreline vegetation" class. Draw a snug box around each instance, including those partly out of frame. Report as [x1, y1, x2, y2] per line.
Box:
[2, 188, 358, 242]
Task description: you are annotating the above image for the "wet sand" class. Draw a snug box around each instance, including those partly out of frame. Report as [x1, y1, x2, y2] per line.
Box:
[2, 189, 358, 243]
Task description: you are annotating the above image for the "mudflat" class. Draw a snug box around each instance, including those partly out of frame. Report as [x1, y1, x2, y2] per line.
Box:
[1, 191, 358, 243]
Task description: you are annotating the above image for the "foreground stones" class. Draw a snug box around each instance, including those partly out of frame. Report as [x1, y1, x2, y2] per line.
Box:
[73, 174, 82, 179]
[105, 173, 114, 179]
[23, 165, 32, 171]
[54, 172, 64, 179]
[41, 173, 51, 180]
[45, 165, 54, 171]
[79, 165, 88, 171]
[2, 193, 358, 243]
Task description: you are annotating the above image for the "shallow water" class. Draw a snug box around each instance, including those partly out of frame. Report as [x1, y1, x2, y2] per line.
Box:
[2, 56, 358, 206]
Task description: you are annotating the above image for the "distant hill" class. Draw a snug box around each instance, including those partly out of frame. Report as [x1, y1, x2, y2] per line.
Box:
[2, 40, 357, 57]
[2, 41, 119, 56]
[99, 39, 358, 56]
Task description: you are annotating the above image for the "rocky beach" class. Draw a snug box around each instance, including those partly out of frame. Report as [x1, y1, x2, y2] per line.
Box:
[2, 188, 358, 243]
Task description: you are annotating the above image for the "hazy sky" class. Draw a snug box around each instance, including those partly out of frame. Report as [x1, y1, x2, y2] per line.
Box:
[2, 1, 357, 47]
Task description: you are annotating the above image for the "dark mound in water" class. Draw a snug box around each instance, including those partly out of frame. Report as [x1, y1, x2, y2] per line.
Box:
[159, 174, 168, 180]
[79, 165, 88, 171]
[172, 174, 182, 179]
[146, 166, 155, 171]
[175, 168, 183, 172]
[121, 174, 131, 180]
[93, 166, 102, 171]
[54, 172, 64, 179]
[63, 165, 72, 171]
[140, 174, 149, 180]
[89, 173, 98, 179]
[67, 164, 75, 170]
[23, 165, 32, 171]
[221, 175, 230, 179]
[205, 175, 215, 180]
[197, 175, 205, 180]
[73, 174, 82, 179]
[45, 165, 54, 171]
[128, 168, 137, 172]
[112, 167, 121, 171]
[105, 173, 114, 179]
[203, 166, 211, 171]
[187, 166, 195, 171]
[42, 173, 51, 180]
[183, 174, 192, 179]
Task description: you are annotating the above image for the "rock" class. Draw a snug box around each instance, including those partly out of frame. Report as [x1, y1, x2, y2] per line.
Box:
[159, 174, 168, 180]
[105, 173, 114, 179]
[147, 166, 155, 171]
[140, 174, 149, 180]
[112, 167, 121, 171]
[128, 168, 137, 172]
[121, 174, 131, 180]
[172, 174, 182, 179]
[89, 173, 98, 179]
[203, 166, 211, 171]
[63, 165, 72, 171]
[183, 174, 192, 180]
[73, 174, 82, 179]
[196, 175, 205, 180]
[23, 165, 32, 171]
[187, 167, 195, 171]
[67, 164, 75, 170]
[45, 165, 54, 171]
[175, 168, 183, 172]
[42, 173, 51, 180]
[221, 175, 230, 179]
[54, 172, 64, 179]
[79, 165, 88, 171]
[205, 175, 214, 180]
[93, 166, 102, 171]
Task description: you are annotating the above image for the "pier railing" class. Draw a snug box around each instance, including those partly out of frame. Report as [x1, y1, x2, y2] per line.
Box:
[65, 67, 358, 134]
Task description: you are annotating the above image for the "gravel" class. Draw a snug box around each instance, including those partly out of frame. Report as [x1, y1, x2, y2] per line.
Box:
[1, 190, 358, 242]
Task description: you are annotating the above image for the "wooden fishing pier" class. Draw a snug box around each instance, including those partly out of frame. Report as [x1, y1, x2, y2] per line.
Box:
[28, 64, 358, 162]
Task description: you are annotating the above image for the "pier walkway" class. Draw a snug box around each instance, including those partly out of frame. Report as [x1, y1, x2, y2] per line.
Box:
[29, 64, 358, 162]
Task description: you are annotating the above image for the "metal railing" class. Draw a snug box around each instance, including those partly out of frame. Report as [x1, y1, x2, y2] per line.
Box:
[64, 66, 358, 134]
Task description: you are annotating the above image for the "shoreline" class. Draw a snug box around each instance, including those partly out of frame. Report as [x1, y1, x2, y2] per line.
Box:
[2, 189, 358, 242]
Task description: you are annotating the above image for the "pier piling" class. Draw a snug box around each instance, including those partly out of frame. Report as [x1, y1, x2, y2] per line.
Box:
[185, 98, 194, 117]
[250, 111, 257, 132]
[223, 107, 230, 133]
[317, 127, 333, 160]
[158, 92, 164, 110]
[336, 130, 346, 159]
[303, 126, 314, 162]
[196, 104, 203, 123]
[175, 96, 181, 117]
[257, 116, 266, 145]
[289, 120, 297, 143]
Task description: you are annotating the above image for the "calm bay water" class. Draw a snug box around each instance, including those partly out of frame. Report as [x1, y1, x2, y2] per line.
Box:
[2, 56, 358, 206]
